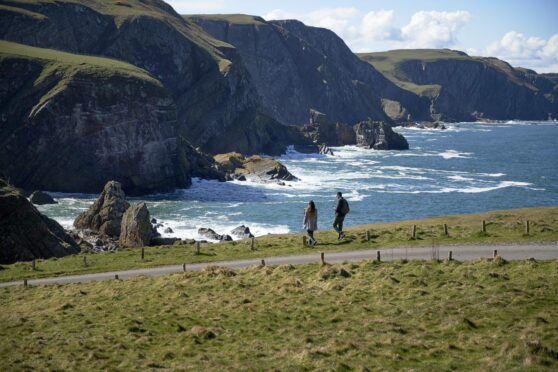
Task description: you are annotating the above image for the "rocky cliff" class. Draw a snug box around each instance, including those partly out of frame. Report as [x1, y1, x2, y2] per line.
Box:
[0, 40, 193, 194]
[359, 49, 558, 122]
[0, 178, 80, 264]
[0, 0, 290, 155]
[187, 15, 431, 125]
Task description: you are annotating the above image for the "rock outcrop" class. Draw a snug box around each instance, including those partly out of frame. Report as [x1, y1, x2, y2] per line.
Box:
[119, 203, 152, 248]
[0, 178, 79, 264]
[354, 121, 409, 150]
[359, 49, 558, 122]
[214, 153, 297, 182]
[29, 191, 57, 205]
[299, 109, 356, 146]
[74, 181, 130, 238]
[230, 225, 254, 239]
[198, 228, 233, 241]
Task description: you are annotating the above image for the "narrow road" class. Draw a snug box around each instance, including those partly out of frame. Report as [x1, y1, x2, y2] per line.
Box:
[1, 243, 556, 288]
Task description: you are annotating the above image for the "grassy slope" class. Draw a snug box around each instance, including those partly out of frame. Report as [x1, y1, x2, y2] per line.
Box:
[358, 49, 533, 97]
[1, 206, 556, 282]
[0, 40, 160, 83]
[185, 14, 266, 25]
[0, 259, 557, 369]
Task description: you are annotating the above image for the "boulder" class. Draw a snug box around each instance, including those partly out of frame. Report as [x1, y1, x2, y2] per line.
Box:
[119, 203, 152, 248]
[74, 181, 130, 238]
[214, 153, 297, 183]
[300, 110, 356, 147]
[230, 225, 254, 239]
[164, 227, 174, 234]
[198, 228, 233, 241]
[0, 178, 80, 264]
[354, 121, 409, 150]
[29, 191, 57, 205]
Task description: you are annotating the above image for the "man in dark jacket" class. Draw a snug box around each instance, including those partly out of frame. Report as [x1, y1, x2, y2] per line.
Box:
[333, 191, 349, 240]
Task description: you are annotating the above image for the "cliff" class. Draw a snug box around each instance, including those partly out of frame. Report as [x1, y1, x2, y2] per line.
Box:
[187, 15, 431, 125]
[359, 49, 558, 122]
[0, 40, 194, 194]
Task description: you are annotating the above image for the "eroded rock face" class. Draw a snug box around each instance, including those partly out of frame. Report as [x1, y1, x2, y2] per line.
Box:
[119, 203, 152, 248]
[214, 153, 297, 183]
[354, 121, 409, 150]
[74, 181, 130, 238]
[29, 191, 57, 205]
[300, 109, 356, 146]
[0, 178, 79, 264]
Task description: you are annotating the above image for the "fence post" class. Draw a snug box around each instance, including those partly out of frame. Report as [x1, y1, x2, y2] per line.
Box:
[23, 279, 28, 288]
[412, 225, 417, 239]
[482, 220, 486, 233]
[493, 249, 498, 258]
[114, 274, 119, 280]
[31, 259, 36, 271]
[525, 220, 530, 234]
[182, 263, 186, 272]
[141, 247, 145, 260]
[444, 223, 448, 236]
[320, 252, 325, 265]
[376, 250, 381, 262]
[83, 256, 87, 267]
[448, 251, 453, 261]
[366, 231, 370, 241]
[261, 259, 266, 267]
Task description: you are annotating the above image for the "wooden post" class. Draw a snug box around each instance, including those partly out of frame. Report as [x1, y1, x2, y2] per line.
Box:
[182, 263, 186, 272]
[320, 252, 325, 265]
[376, 250, 381, 262]
[141, 247, 145, 260]
[443, 223, 448, 236]
[493, 249, 498, 258]
[412, 225, 417, 239]
[83, 256, 87, 266]
[23, 279, 28, 288]
[302, 236, 307, 247]
[482, 220, 486, 233]
[31, 260, 36, 270]
[251, 237, 255, 250]
[366, 231, 370, 241]
[261, 259, 266, 267]
[448, 251, 453, 261]
[114, 274, 119, 280]
[196, 241, 200, 255]
[525, 220, 530, 234]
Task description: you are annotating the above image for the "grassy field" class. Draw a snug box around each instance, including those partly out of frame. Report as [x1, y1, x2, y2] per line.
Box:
[1, 258, 557, 370]
[1, 206, 556, 282]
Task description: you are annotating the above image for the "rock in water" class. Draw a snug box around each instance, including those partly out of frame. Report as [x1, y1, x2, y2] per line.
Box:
[230, 225, 254, 239]
[74, 181, 130, 238]
[198, 228, 233, 241]
[0, 178, 79, 264]
[354, 121, 409, 150]
[214, 153, 297, 183]
[29, 190, 57, 205]
[119, 203, 152, 248]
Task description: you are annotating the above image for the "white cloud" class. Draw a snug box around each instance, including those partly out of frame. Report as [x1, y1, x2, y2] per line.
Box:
[401, 11, 471, 48]
[484, 31, 558, 72]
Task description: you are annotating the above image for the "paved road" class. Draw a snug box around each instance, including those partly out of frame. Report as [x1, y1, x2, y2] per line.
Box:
[1, 243, 556, 288]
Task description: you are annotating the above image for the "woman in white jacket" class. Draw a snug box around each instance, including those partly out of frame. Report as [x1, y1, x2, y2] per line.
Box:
[303, 200, 318, 246]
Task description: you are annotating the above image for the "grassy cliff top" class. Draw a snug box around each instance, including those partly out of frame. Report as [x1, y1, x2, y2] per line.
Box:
[185, 13, 267, 25]
[358, 49, 534, 96]
[0, 40, 161, 84]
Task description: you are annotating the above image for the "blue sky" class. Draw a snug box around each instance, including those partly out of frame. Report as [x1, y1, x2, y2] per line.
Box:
[168, 0, 558, 72]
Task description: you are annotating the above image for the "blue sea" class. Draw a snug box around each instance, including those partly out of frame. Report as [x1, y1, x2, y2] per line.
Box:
[39, 122, 558, 240]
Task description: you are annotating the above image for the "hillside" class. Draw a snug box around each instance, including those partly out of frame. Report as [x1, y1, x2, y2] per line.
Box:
[0, 0, 306, 155]
[1, 259, 557, 369]
[359, 49, 558, 122]
[187, 15, 431, 124]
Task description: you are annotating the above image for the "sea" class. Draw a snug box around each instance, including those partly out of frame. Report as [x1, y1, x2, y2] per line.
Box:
[39, 121, 558, 240]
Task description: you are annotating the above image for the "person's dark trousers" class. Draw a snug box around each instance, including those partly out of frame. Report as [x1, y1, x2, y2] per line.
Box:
[333, 213, 345, 233]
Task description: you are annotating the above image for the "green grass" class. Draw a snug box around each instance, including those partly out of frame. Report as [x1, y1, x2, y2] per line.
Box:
[1, 258, 557, 369]
[1, 206, 556, 282]
[185, 14, 267, 25]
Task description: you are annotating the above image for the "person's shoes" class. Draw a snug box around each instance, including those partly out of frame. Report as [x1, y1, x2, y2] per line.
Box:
[339, 232, 346, 240]
[311, 238, 317, 247]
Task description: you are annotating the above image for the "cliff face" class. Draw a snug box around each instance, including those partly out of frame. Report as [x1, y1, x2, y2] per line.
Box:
[0, 41, 189, 194]
[359, 49, 558, 122]
[0, 178, 80, 264]
[0, 0, 285, 155]
[188, 15, 431, 125]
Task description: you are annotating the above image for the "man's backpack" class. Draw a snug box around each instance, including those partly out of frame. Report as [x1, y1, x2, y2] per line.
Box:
[340, 198, 350, 214]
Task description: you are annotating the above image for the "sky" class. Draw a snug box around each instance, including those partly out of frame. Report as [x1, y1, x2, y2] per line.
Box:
[167, 0, 558, 73]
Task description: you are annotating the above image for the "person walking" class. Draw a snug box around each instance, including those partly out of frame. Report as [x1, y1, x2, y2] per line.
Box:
[303, 200, 318, 246]
[333, 192, 350, 240]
